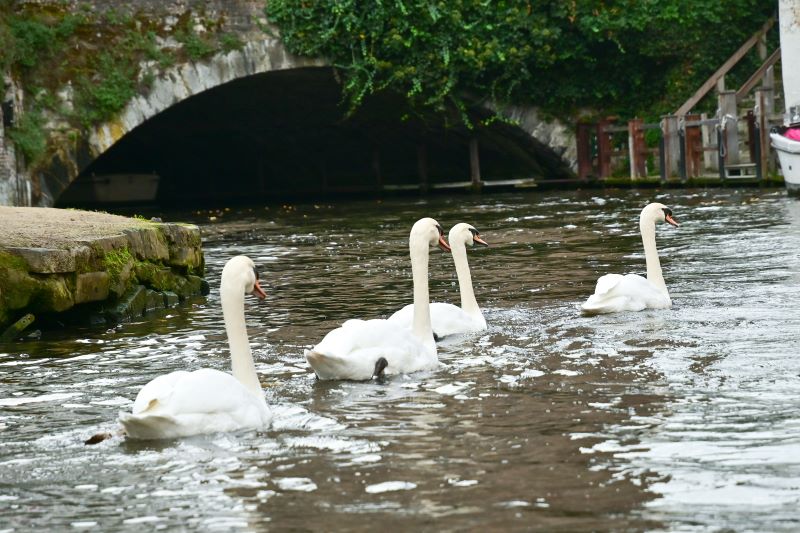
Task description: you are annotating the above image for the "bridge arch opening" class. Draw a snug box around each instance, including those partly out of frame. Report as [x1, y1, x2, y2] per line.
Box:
[57, 67, 571, 207]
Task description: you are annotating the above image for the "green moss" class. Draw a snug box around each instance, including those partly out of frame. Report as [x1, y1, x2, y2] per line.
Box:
[7, 108, 47, 165]
[133, 261, 180, 292]
[0, 252, 37, 313]
[0, 4, 233, 169]
[29, 275, 73, 312]
[102, 247, 133, 286]
[219, 33, 243, 53]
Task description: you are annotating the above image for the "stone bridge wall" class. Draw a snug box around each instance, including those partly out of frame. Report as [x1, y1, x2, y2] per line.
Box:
[1, 0, 577, 206]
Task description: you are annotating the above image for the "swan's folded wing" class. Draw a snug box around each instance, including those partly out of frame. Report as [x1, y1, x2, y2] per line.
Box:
[582, 274, 668, 314]
[121, 369, 270, 439]
[387, 304, 414, 326]
[130, 369, 263, 418]
[307, 318, 434, 380]
[592, 274, 625, 296]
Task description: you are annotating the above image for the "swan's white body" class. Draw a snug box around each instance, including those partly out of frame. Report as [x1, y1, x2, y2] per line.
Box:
[119, 256, 271, 439]
[389, 223, 488, 337]
[582, 203, 679, 315]
[305, 218, 448, 380]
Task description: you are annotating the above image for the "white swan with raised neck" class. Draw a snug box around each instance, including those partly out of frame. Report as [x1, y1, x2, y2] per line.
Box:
[305, 217, 450, 380]
[389, 222, 488, 337]
[581, 202, 679, 315]
[119, 255, 271, 440]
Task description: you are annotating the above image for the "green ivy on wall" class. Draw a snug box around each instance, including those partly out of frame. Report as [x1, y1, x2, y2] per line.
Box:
[0, 3, 241, 169]
[264, 0, 776, 123]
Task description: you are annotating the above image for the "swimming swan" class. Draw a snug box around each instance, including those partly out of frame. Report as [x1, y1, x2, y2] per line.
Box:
[305, 217, 451, 380]
[119, 255, 272, 440]
[389, 223, 488, 337]
[581, 202, 679, 315]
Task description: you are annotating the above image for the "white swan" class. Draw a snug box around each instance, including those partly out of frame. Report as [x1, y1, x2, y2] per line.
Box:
[582, 202, 679, 315]
[389, 223, 488, 337]
[305, 217, 451, 380]
[119, 255, 272, 440]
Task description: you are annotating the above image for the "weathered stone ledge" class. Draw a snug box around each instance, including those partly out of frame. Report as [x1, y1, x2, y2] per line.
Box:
[0, 207, 207, 337]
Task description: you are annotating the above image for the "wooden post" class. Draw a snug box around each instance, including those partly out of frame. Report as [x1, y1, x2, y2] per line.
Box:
[628, 118, 646, 179]
[372, 148, 382, 188]
[417, 144, 429, 192]
[746, 110, 757, 163]
[684, 114, 703, 179]
[576, 122, 593, 179]
[718, 90, 739, 166]
[701, 113, 718, 173]
[597, 118, 613, 179]
[661, 115, 681, 179]
[469, 138, 481, 188]
[755, 87, 773, 177]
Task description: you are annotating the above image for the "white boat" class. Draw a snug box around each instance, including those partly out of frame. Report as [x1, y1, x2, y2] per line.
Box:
[772, 0, 800, 193]
[771, 128, 800, 192]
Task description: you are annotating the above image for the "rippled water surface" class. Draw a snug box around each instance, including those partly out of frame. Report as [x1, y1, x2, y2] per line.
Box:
[2, 188, 800, 531]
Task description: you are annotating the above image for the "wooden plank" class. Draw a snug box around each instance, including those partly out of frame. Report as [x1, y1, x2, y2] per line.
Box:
[469, 138, 481, 185]
[736, 46, 781, 101]
[417, 144, 428, 191]
[662, 115, 681, 178]
[676, 18, 774, 116]
[718, 91, 739, 165]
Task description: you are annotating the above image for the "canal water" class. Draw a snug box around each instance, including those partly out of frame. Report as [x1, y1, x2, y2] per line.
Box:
[1, 188, 799, 531]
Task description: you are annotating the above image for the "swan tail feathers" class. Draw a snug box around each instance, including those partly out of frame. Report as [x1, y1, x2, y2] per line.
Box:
[119, 412, 182, 440]
[373, 357, 388, 379]
[84, 432, 114, 445]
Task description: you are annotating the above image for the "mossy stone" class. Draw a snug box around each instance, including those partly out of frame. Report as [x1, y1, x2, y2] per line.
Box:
[31, 275, 74, 312]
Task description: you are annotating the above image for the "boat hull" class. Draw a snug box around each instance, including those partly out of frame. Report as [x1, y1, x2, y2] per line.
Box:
[770, 132, 800, 192]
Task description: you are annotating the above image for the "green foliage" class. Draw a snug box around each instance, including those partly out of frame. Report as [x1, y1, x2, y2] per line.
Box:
[175, 26, 215, 60]
[265, 0, 776, 121]
[75, 53, 137, 126]
[102, 248, 133, 285]
[220, 33, 244, 53]
[7, 109, 47, 165]
[6, 12, 85, 69]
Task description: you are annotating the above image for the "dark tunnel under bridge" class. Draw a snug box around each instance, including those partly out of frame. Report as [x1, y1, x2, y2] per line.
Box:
[58, 67, 574, 207]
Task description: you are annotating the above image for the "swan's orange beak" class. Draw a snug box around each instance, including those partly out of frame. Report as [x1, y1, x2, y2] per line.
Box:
[473, 234, 489, 247]
[438, 235, 451, 252]
[665, 214, 679, 227]
[252, 279, 267, 300]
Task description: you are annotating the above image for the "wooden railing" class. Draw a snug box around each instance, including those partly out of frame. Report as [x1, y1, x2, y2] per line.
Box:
[576, 17, 782, 182]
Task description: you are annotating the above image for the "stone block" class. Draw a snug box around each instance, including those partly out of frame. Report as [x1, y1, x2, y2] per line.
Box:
[134, 263, 179, 292]
[75, 271, 110, 304]
[162, 291, 180, 307]
[106, 285, 147, 323]
[168, 247, 203, 270]
[108, 258, 135, 297]
[33, 275, 74, 312]
[123, 227, 169, 261]
[145, 289, 163, 312]
[87, 235, 130, 254]
[5, 247, 76, 273]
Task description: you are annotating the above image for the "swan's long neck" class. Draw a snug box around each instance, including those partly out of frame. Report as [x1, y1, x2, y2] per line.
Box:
[640, 217, 667, 294]
[221, 283, 263, 398]
[451, 242, 481, 317]
[410, 237, 434, 347]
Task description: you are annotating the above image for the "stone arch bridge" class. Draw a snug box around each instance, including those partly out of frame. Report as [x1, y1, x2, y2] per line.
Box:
[0, 1, 577, 207]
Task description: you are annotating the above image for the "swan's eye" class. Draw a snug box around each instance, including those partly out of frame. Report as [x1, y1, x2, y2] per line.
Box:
[662, 207, 673, 217]
[252, 266, 259, 280]
[468, 228, 480, 237]
[435, 224, 444, 236]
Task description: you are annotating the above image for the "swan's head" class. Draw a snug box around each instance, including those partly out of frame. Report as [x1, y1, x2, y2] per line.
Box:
[641, 202, 679, 227]
[449, 223, 489, 249]
[410, 217, 451, 252]
[221, 255, 267, 300]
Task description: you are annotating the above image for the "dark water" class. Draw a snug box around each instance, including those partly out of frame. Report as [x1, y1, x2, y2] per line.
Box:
[2, 188, 800, 531]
